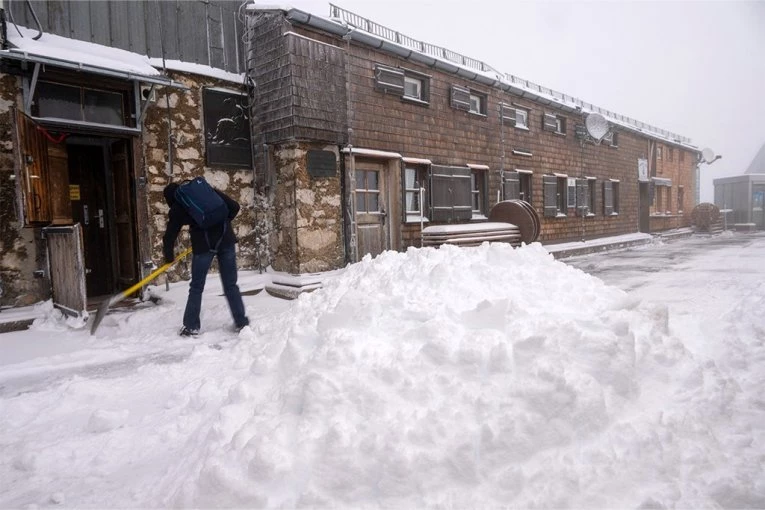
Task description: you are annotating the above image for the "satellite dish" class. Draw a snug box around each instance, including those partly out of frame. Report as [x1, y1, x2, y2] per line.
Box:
[701, 148, 716, 163]
[584, 113, 609, 140]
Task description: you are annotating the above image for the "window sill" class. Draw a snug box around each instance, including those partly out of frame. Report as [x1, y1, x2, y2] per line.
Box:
[514, 125, 530, 131]
[471, 214, 488, 221]
[555, 213, 567, 218]
[402, 96, 430, 107]
[468, 111, 487, 118]
[405, 215, 430, 223]
[585, 213, 596, 218]
[554, 131, 566, 137]
[609, 213, 619, 217]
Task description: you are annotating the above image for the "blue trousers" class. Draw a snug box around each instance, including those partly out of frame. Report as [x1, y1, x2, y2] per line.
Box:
[183, 244, 249, 331]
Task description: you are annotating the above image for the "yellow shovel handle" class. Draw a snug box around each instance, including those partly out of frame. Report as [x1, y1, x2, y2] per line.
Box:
[114, 247, 192, 302]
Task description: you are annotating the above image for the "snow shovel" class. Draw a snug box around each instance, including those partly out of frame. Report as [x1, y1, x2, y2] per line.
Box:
[90, 247, 192, 335]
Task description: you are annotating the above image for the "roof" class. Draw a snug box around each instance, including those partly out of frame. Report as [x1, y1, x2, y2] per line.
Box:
[745, 142, 765, 175]
[252, 4, 699, 152]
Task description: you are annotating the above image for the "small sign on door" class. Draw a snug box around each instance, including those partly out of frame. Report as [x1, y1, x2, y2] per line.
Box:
[69, 185, 81, 201]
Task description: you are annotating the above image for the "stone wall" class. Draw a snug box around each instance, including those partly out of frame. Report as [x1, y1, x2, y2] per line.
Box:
[271, 142, 345, 274]
[0, 73, 48, 306]
[141, 71, 272, 279]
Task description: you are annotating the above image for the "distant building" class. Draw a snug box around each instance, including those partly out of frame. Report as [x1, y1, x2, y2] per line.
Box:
[714, 142, 765, 229]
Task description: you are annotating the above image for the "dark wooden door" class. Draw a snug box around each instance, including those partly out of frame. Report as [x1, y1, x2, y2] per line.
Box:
[110, 140, 137, 287]
[68, 144, 113, 296]
[354, 160, 389, 258]
[639, 182, 650, 233]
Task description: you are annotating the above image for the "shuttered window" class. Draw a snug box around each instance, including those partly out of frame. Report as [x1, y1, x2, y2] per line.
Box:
[500, 103, 516, 126]
[543, 113, 557, 132]
[678, 186, 685, 213]
[603, 180, 620, 216]
[503, 171, 520, 200]
[430, 165, 472, 222]
[575, 179, 589, 216]
[587, 178, 597, 216]
[543, 175, 566, 218]
[374, 64, 405, 94]
[450, 85, 471, 111]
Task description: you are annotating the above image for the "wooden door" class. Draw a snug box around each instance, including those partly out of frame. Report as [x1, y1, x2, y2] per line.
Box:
[42, 224, 87, 317]
[639, 182, 650, 232]
[354, 160, 389, 258]
[110, 140, 137, 287]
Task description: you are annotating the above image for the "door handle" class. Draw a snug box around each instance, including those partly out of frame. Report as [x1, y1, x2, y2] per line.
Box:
[98, 209, 105, 228]
[380, 207, 387, 226]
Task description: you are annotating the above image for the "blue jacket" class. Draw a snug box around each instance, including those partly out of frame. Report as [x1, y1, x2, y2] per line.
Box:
[162, 183, 240, 263]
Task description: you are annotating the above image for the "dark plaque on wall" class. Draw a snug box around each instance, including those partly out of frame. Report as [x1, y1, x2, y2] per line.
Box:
[203, 88, 252, 168]
[307, 150, 337, 178]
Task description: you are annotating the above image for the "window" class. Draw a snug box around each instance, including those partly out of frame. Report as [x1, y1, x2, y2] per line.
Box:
[678, 186, 685, 212]
[404, 76, 423, 101]
[655, 185, 665, 214]
[567, 178, 577, 210]
[543, 175, 567, 217]
[543, 113, 566, 134]
[375, 64, 430, 104]
[470, 168, 487, 217]
[668, 147, 674, 162]
[515, 107, 529, 129]
[502, 170, 532, 203]
[404, 165, 428, 222]
[469, 92, 487, 115]
[355, 170, 380, 213]
[430, 165, 473, 222]
[657, 146, 663, 160]
[603, 180, 620, 215]
[34, 80, 128, 127]
[587, 178, 597, 215]
[666, 187, 673, 214]
[203, 88, 252, 168]
[680, 150, 685, 163]
[604, 131, 619, 147]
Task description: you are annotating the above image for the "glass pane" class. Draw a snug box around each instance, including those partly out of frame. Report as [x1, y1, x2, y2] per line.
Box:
[84, 89, 124, 125]
[404, 77, 421, 99]
[368, 192, 379, 212]
[356, 192, 366, 212]
[406, 190, 420, 213]
[355, 171, 366, 190]
[405, 168, 416, 189]
[36, 81, 81, 121]
[367, 171, 378, 191]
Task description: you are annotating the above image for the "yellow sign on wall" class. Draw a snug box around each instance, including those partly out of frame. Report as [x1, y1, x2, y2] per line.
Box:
[69, 185, 81, 201]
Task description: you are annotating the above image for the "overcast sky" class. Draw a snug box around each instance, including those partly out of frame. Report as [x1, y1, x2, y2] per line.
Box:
[276, 0, 765, 202]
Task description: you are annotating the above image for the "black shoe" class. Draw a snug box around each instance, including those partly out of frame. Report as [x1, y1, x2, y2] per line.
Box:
[236, 318, 250, 332]
[179, 326, 200, 337]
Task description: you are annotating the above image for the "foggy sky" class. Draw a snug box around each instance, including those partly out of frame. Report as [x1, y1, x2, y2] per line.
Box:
[276, 0, 765, 202]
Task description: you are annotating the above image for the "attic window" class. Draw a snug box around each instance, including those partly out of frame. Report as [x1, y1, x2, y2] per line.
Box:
[543, 113, 566, 134]
[375, 64, 430, 104]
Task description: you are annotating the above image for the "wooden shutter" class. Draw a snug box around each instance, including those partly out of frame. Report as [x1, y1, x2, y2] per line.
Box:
[15, 109, 52, 225]
[429, 165, 472, 222]
[648, 180, 655, 205]
[503, 171, 520, 200]
[500, 104, 516, 126]
[543, 175, 558, 217]
[374, 64, 405, 94]
[576, 179, 588, 216]
[603, 181, 614, 216]
[451, 166, 473, 221]
[450, 85, 471, 111]
[47, 142, 73, 225]
[543, 113, 558, 132]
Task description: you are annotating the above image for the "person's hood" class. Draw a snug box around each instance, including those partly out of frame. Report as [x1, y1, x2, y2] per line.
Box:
[163, 183, 179, 206]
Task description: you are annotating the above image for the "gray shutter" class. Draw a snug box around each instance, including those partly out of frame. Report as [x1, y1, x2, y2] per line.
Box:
[429, 165, 472, 222]
[500, 104, 516, 126]
[374, 64, 405, 94]
[503, 171, 520, 200]
[430, 165, 453, 222]
[451, 85, 471, 111]
[603, 181, 614, 216]
[451, 166, 473, 222]
[543, 113, 558, 132]
[543, 176, 558, 217]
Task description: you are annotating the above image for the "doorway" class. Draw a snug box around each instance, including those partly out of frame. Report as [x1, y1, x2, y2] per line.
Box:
[66, 138, 138, 298]
[639, 182, 650, 233]
[354, 159, 390, 258]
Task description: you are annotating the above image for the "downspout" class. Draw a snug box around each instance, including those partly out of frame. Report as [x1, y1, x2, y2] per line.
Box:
[342, 27, 358, 263]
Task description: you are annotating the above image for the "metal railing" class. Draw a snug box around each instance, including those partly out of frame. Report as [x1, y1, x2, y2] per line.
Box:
[328, 3, 692, 145]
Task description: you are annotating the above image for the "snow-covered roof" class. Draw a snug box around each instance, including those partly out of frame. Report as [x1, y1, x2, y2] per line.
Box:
[257, 4, 699, 152]
[2, 25, 245, 86]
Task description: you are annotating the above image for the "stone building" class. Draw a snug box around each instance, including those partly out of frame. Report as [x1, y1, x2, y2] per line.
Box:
[0, 1, 266, 310]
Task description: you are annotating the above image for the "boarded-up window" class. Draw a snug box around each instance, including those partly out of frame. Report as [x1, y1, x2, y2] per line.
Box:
[430, 165, 472, 222]
[450, 85, 471, 111]
[203, 88, 252, 168]
[374, 64, 405, 94]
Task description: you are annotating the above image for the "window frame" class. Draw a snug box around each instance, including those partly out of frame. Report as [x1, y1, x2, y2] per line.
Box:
[587, 177, 597, 217]
[403, 164, 429, 223]
[678, 185, 685, 213]
[468, 90, 487, 116]
[515, 107, 530, 130]
[543, 174, 568, 217]
[403, 75, 423, 101]
[469, 167, 488, 218]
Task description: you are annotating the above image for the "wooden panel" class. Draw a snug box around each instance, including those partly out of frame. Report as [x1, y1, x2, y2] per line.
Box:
[543, 176, 558, 218]
[126, 1, 148, 54]
[90, 1, 111, 46]
[108, 1, 130, 52]
[16, 110, 51, 224]
[47, 142, 72, 225]
[503, 171, 520, 200]
[44, 224, 87, 317]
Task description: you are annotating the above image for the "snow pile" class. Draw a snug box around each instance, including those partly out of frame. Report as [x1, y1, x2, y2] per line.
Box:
[170, 243, 732, 508]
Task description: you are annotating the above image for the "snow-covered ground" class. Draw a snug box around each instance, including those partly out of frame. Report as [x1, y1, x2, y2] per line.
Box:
[1, 234, 764, 508]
